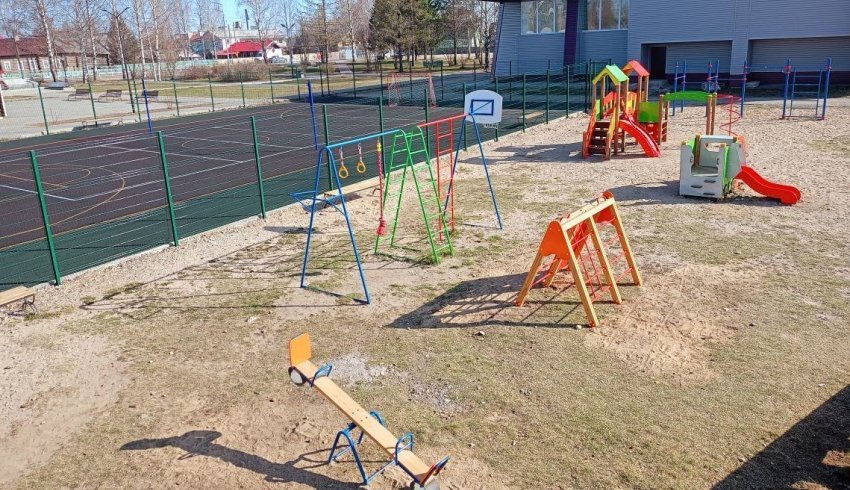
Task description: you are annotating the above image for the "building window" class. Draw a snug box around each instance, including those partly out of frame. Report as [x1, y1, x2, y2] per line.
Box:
[2, 61, 10, 71]
[521, 0, 567, 35]
[587, 0, 629, 30]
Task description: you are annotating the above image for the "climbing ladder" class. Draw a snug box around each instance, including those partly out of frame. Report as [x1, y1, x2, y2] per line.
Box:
[431, 117, 457, 235]
[782, 58, 831, 120]
[375, 128, 453, 264]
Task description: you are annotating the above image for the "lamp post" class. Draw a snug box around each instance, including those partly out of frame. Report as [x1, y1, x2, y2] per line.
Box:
[100, 6, 130, 79]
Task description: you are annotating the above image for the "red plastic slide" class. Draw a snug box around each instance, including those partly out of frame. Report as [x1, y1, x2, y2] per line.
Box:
[618, 118, 661, 157]
[735, 165, 802, 205]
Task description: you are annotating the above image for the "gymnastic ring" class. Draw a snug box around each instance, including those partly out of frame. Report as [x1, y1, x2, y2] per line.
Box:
[338, 165, 350, 179]
[356, 160, 367, 174]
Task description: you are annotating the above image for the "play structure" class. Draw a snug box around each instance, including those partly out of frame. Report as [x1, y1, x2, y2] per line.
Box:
[679, 135, 801, 205]
[300, 93, 503, 303]
[288, 333, 449, 488]
[670, 60, 750, 116]
[516, 192, 642, 328]
[582, 62, 661, 160]
[782, 58, 831, 120]
[387, 73, 437, 108]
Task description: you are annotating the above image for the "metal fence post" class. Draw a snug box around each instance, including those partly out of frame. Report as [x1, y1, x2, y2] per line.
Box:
[378, 96, 385, 167]
[36, 84, 50, 135]
[239, 71, 246, 108]
[352, 64, 357, 97]
[127, 78, 136, 114]
[440, 62, 444, 101]
[545, 69, 550, 124]
[508, 61, 513, 102]
[408, 69, 413, 101]
[250, 116, 267, 219]
[208, 74, 215, 112]
[318, 67, 325, 97]
[424, 87, 430, 158]
[522, 74, 527, 132]
[156, 131, 179, 246]
[565, 65, 571, 115]
[167, 79, 179, 117]
[88, 82, 98, 127]
[141, 78, 153, 134]
[296, 75, 302, 101]
[132, 79, 142, 123]
[30, 151, 61, 285]
[379, 63, 384, 101]
[322, 104, 333, 191]
[269, 68, 275, 102]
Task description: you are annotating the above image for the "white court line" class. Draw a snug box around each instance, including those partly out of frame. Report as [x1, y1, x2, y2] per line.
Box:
[0, 184, 79, 201]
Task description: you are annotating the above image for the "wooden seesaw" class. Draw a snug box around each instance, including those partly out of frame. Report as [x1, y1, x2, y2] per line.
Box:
[288, 333, 449, 488]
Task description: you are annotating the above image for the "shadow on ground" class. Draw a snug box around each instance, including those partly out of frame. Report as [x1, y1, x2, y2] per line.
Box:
[121, 430, 359, 488]
[390, 273, 616, 329]
[608, 180, 797, 208]
[714, 385, 850, 489]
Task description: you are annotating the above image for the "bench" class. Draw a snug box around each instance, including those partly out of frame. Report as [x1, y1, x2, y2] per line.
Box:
[67, 88, 91, 100]
[289, 333, 448, 488]
[0, 286, 37, 314]
[98, 89, 122, 102]
[137, 89, 159, 102]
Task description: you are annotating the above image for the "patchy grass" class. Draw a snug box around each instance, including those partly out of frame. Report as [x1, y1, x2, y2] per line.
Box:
[7, 102, 850, 489]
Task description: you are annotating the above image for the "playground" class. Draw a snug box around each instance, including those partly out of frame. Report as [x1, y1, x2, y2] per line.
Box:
[1, 86, 850, 488]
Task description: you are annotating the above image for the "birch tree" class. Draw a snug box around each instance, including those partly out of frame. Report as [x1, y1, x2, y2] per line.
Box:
[33, 0, 60, 81]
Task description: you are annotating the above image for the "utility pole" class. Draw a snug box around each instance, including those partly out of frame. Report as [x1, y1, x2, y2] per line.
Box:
[101, 6, 130, 79]
[13, 35, 24, 79]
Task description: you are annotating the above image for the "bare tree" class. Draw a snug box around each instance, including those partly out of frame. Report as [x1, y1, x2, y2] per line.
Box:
[278, 0, 299, 65]
[0, 0, 32, 74]
[173, 0, 193, 63]
[32, 0, 61, 81]
[130, 0, 148, 77]
[240, 0, 274, 63]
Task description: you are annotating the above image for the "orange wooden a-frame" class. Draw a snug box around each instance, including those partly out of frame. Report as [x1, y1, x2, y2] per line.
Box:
[622, 59, 650, 105]
[515, 192, 642, 327]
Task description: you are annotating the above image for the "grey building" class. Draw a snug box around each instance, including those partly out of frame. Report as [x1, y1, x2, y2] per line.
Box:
[488, 0, 850, 81]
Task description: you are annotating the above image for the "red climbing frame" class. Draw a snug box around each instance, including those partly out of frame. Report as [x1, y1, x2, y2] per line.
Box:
[417, 113, 467, 237]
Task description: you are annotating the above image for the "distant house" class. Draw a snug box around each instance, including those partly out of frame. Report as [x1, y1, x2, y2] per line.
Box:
[486, 0, 850, 81]
[216, 40, 285, 60]
[0, 36, 108, 77]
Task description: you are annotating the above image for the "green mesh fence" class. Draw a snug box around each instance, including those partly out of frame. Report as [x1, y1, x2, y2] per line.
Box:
[0, 61, 600, 291]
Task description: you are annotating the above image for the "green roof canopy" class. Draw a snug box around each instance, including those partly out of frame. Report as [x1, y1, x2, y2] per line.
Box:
[592, 65, 629, 85]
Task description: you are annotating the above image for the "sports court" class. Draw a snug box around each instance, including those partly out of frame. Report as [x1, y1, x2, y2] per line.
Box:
[0, 71, 554, 288]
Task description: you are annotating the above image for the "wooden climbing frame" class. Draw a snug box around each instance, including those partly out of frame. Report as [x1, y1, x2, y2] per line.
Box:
[515, 191, 642, 327]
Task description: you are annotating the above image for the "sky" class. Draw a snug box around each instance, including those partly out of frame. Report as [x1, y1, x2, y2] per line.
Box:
[221, 0, 244, 25]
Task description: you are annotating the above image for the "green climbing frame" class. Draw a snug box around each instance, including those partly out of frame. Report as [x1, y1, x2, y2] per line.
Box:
[374, 127, 453, 264]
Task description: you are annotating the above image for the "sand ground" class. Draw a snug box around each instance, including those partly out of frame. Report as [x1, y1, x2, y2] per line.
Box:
[1, 99, 849, 489]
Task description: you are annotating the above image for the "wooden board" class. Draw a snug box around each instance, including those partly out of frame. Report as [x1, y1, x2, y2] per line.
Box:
[294, 359, 431, 480]
[0, 286, 34, 307]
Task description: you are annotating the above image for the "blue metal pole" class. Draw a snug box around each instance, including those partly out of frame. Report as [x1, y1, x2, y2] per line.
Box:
[740, 63, 748, 117]
[782, 59, 791, 119]
[821, 58, 831, 120]
[141, 78, 154, 134]
[308, 81, 319, 150]
[672, 63, 678, 116]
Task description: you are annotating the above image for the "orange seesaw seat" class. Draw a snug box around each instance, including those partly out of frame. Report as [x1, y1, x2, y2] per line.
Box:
[288, 333, 448, 488]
